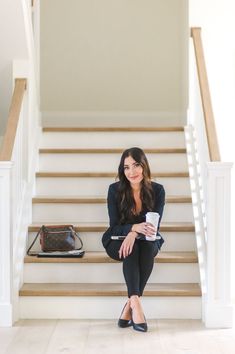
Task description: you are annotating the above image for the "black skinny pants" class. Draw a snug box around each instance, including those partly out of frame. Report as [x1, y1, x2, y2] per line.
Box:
[105, 239, 159, 297]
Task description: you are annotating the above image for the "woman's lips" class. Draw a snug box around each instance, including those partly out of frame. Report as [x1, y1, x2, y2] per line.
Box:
[130, 176, 139, 180]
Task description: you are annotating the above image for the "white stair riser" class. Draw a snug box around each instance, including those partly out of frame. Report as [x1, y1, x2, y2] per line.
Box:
[32, 203, 194, 223]
[23, 263, 199, 283]
[28, 232, 197, 252]
[39, 153, 188, 172]
[36, 177, 191, 197]
[19, 296, 202, 319]
[40, 131, 186, 149]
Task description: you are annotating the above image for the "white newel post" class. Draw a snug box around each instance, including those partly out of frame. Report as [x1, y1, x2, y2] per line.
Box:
[0, 162, 13, 327]
[205, 162, 233, 328]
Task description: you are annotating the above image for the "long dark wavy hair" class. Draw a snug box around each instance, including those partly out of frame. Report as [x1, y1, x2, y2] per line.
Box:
[117, 147, 154, 223]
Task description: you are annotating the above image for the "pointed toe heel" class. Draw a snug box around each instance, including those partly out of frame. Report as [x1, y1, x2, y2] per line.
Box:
[132, 321, 148, 332]
[118, 302, 132, 328]
[118, 318, 133, 328]
[130, 309, 148, 332]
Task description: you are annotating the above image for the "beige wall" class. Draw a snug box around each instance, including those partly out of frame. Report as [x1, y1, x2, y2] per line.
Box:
[41, 0, 188, 122]
[0, 0, 28, 135]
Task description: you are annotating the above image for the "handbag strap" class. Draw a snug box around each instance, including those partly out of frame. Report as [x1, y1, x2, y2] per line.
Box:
[71, 227, 83, 250]
[27, 226, 43, 256]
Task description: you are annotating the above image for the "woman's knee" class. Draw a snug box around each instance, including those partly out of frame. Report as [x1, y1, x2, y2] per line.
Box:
[140, 241, 158, 257]
[105, 241, 122, 261]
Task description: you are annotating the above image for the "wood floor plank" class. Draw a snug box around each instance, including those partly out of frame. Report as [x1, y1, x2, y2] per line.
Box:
[4, 319, 235, 354]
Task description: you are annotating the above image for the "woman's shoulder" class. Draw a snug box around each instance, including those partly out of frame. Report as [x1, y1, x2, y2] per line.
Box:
[151, 181, 165, 193]
[108, 181, 120, 192]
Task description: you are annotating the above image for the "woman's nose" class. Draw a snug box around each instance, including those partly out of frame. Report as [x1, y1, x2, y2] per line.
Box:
[129, 166, 136, 174]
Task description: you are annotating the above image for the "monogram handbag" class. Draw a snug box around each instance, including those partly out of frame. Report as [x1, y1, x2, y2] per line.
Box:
[27, 225, 83, 255]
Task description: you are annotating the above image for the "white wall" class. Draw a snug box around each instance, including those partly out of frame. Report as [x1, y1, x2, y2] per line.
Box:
[41, 0, 188, 125]
[189, 0, 235, 299]
[0, 0, 28, 136]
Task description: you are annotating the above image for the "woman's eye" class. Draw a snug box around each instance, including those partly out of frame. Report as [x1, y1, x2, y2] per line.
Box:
[134, 163, 140, 167]
[124, 166, 129, 170]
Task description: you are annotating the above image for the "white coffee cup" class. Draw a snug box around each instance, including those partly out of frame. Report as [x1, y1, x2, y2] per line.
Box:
[145, 212, 160, 241]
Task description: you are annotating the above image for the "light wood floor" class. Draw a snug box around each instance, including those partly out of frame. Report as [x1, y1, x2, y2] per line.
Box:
[1, 319, 235, 354]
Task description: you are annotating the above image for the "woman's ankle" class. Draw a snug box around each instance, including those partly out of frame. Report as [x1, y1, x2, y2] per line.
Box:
[130, 295, 141, 308]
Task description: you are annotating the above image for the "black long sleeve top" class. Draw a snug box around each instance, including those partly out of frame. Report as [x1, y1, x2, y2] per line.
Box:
[102, 181, 165, 249]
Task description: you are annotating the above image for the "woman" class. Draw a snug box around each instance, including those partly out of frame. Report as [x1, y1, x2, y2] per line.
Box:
[102, 147, 165, 332]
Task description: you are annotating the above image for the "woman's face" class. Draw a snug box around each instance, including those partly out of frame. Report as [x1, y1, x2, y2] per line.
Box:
[123, 155, 143, 186]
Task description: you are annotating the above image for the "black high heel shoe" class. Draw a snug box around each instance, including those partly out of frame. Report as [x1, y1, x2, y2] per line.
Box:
[130, 308, 148, 332]
[118, 302, 132, 328]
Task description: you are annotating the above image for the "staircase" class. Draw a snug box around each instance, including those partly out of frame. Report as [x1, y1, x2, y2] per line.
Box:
[19, 126, 202, 319]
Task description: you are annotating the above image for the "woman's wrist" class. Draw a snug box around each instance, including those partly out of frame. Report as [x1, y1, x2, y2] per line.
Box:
[129, 231, 138, 239]
[131, 224, 136, 232]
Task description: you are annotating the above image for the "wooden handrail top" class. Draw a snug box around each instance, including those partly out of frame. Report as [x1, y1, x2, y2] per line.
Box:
[0, 79, 27, 161]
[190, 27, 220, 162]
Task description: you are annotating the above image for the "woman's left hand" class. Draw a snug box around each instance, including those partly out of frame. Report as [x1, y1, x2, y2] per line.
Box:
[118, 232, 137, 259]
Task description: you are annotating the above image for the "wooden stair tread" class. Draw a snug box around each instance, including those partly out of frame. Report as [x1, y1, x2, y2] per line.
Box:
[28, 222, 195, 232]
[25, 251, 198, 263]
[36, 171, 189, 178]
[19, 283, 201, 296]
[32, 195, 192, 203]
[42, 127, 184, 132]
[39, 148, 186, 154]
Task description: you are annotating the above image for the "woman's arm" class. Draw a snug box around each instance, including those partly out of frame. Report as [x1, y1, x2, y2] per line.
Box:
[131, 184, 165, 235]
[107, 184, 133, 235]
[154, 184, 165, 233]
[102, 183, 134, 248]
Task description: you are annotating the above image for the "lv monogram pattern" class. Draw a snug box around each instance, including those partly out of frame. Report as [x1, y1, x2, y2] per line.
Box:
[40, 228, 75, 251]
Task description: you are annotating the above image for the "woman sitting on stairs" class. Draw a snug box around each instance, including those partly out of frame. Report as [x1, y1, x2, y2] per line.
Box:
[102, 147, 165, 332]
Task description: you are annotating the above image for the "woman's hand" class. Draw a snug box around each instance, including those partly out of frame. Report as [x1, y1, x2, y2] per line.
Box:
[132, 222, 157, 237]
[118, 232, 137, 259]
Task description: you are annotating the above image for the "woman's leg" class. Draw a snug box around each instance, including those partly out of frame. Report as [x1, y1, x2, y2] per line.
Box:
[122, 242, 142, 297]
[117, 241, 147, 325]
[105, 241, 132, 321]
[106, 240, 158, 298]
[106, 240, 142, 297]
[129, 241, 159, 326]
[139, 240, 159, 295]
[105, 240, 158, 325]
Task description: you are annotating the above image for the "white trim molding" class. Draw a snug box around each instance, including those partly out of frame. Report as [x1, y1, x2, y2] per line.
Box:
[185, 125, 233, 328]
[205, 162, 233, 328]
[0, 162, 13, 327]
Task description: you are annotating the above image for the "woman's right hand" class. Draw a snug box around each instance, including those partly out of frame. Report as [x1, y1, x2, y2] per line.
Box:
[132, 222, 156, 236]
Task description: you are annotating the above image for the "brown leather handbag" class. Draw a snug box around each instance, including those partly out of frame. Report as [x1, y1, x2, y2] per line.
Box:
[27, 225, 83, 255]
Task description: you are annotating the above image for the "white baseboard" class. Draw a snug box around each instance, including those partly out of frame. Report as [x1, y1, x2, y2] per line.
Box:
[205, 303, 234, 328]
[0, 303, 13, 327]
[42, 111, 186, 127]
